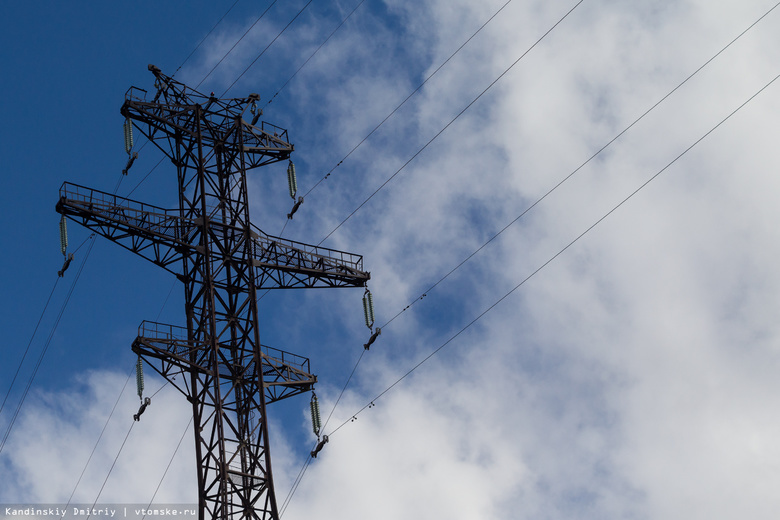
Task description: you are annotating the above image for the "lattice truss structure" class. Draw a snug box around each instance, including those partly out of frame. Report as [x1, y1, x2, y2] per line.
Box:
[56, 65, 370, 520]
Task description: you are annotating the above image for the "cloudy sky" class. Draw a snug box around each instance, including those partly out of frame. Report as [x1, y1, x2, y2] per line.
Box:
[2, 0, 780, 518]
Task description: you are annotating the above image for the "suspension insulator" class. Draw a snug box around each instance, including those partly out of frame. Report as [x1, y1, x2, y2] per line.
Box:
[59, 216, 68, 256]
[123, 118, 134, 154]
[363, 290, 375, 329]
[287, 161, 297, 200]
[136, 355, 144, 400]
[310, 393, 322, 437]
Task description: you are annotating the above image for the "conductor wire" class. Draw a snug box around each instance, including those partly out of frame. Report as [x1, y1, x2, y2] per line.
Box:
[85, 420, 136, 520]
[222, 0, 315, 96]
[299, 0, 516, 201]
[327, 71, 780, 437]
[0, 232, 100, 419]
[378, 0, 780, 330]
[280, 344, 368, 517]
[279, 456, 313, 518]
[278, 6, 780, 512]
[141, 418, 194, 520]
[263, 0, 369, 111]
[197, 0, 279, 90]
[317, 0, 585, 246]
[0, 278, 59, 418]
[174, 0, 242, 78]
[62, 366, 134, 516]
[0, 235, 96, 456]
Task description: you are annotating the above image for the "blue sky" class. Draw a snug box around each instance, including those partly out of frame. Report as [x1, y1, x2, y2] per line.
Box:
[3, 1, 780, 518]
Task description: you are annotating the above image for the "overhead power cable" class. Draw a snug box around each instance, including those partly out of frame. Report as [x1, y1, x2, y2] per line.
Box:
[196, 0, 279, 90]
[3, 164, 128, 452]
[0, 278, 60, 418]
[266, 0, 520, 271]
[282, 9, 780, 510]
[222, 0, 315, 96]
[280, 346, 368, 517]
[327, 71, 780, 437]
[280, 67, 780, 516]
[125, 157, 165, 200]
[320, 349, 367, 433]
[174, 0, 243, 79]
[141, 418, 194, 520]
[85, 420, 136, 520]
[79, 380, 168, 520]
[263, 0, 369, 110]
[281, 6, 586, 504]
[63, 369, 168, 518]
[317, 0, 586, 246]
[0, 222, 105, 421]
[298, 0, 516, 204]
[379, 0, 780, 330]
[0, 235, 96, 456]
[279, 453, 313, 517]
[63, 367, 134, 513]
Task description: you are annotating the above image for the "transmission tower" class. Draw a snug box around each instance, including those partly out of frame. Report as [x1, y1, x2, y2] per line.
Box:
[56, 65, 370, 520]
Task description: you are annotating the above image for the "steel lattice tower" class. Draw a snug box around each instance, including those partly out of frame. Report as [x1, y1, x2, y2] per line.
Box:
[56, 65, 370, 520]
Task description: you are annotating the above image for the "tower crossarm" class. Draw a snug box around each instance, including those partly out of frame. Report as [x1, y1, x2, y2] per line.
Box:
[132, 321, 210, 399]
[56, 182, 197, 276]
[133, 321, 316, 405]
[258, 345, 317, 404]
[55, 182, 369, 288]
[250, 226, 370, 289]
[121, 65, 294, 168]
[240, 120, 294, 169]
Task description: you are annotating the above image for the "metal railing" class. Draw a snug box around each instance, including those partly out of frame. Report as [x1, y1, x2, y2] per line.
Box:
[250, 224, 364, 274]
[59, 182, 195, 242]
[137, 320, 310, 375]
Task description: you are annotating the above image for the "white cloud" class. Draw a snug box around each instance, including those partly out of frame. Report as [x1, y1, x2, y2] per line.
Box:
[6, 0, 780, 518]
[0, 370, 196, 505]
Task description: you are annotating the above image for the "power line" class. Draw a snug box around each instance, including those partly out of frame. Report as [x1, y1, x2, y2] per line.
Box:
[274, 1, 525, 446]
[278, 66, 780, 514]
[0, 235, 96, 455]
[1, 232, 100, 419]
[376, 0, 780, 331]
[279, 347, 365, 516]
[297, 0, 516, 203]
[321, 349, 367, 433]
[317, 0, 586, 246]
[173, 0, 243, 79]
[196, 0, 279, 90]
[263, 0, 370, 111]
[3, 147, 139, 447]
[86, 420, 136, 520]
[0, 278, 59, 418]
[279, 453, 313, 518]
[63, 371, 169, 517]
[279, 8, 585, 500]
[78, 380, 168, 518]
[141, 418, 193, 520]
[222, 0, 315, 96]
[328, 71, 780, 437]
[63, 367, 134, 514]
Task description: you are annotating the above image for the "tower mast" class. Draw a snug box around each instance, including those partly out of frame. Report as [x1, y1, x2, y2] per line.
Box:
[56, 65, 370, 520]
